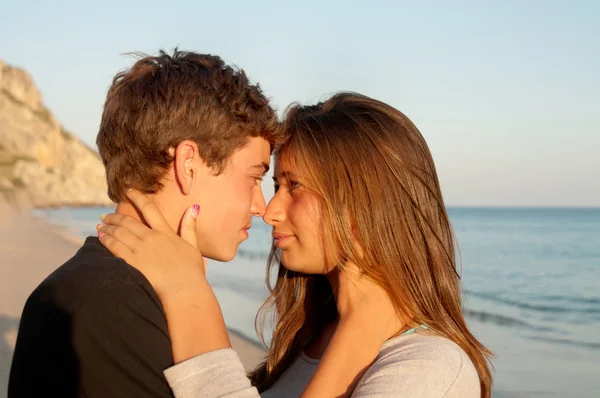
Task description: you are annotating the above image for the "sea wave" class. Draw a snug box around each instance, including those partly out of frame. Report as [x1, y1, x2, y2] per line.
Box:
[465, 290, 600, 315]
[464, 309, 557, 332]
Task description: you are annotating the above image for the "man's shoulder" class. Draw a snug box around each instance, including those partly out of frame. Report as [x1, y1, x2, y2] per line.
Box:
[11, 241, 174, 398]
[26, 237, 157, 315]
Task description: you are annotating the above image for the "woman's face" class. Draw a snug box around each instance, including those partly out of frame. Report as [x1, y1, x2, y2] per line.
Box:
[263, 156, 331, 274]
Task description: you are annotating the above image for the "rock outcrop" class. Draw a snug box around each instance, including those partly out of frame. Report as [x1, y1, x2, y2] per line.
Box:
[0, 59, 112, 209]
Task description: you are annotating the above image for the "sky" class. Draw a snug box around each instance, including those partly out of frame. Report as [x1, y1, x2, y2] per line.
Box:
[1, 0, 598, 206]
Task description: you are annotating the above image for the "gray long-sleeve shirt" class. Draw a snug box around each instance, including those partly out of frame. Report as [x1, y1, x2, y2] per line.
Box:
[164, 333, 481, 397]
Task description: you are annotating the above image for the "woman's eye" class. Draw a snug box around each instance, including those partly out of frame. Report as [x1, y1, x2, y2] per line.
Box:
[273, 180, 300, 194]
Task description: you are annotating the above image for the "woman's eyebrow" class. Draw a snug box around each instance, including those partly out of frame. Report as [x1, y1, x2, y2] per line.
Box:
[272, 171, 296, 182]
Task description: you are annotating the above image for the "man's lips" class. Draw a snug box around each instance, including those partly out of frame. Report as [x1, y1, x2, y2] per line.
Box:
[241, 225, 252, 239]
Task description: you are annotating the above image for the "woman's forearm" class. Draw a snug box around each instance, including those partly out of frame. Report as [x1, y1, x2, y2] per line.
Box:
[161, 280, 231, 363]
[301, 317, 382, 397]
[160, 280, 260, 397]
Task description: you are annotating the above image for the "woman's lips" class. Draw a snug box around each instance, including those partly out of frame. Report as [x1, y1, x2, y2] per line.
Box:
[273, 233, 295, 248]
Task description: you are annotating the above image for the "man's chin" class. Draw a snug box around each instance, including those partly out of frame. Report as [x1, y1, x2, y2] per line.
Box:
[202, 247, 238, 263]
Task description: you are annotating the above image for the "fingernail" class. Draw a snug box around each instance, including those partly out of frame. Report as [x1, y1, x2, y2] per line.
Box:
[127, 188, 133, 193]
[191, 204, 200, 218]
[99, 213, 106, 221]
[98, 231, 105, 238]
[95, 224, 103, 231]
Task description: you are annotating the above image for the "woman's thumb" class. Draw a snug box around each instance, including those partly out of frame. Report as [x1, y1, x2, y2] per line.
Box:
[180, 204, 200, 250]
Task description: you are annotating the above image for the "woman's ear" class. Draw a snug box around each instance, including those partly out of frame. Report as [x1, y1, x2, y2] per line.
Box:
[344, 208, 364, 259]
[344, 207, 358, 238]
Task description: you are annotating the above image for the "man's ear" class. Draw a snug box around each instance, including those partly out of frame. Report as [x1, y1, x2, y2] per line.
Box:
[173, 140, 199, 195]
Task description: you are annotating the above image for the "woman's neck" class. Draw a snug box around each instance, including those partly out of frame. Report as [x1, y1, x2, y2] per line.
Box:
[324, 262, 371, 318]
[305, 263, 380, 360]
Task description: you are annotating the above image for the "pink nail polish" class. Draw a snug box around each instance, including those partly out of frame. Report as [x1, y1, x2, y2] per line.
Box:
[191, 204, 200, 218]
[98, 231, 105, 238]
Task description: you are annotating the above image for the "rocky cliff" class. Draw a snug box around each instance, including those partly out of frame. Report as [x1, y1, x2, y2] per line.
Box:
[0, 59, 112, 209]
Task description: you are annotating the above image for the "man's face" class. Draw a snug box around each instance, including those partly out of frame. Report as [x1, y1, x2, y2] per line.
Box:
[194, 137, 271, 262]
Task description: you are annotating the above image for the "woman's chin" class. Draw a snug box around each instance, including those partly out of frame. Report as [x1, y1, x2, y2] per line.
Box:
[281, 258, 320, 275]
[281, 254, 303, 273]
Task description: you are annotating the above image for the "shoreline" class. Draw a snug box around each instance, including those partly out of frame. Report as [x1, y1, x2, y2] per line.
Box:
[0, 210, 266, 396]
[28, 212, 87, 246]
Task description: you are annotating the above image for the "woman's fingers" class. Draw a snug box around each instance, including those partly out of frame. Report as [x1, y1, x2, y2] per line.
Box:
[97, 200, 207, 298]
[101, 213, 151, 239]
[179, 204, 200, 250]
[98, 223, 143, 252]
[126, 189, 171, 233]
[98, 231, 134, 261]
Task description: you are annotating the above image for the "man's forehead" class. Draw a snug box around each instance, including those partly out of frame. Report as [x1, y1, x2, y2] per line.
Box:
[232, 137, 270, 163]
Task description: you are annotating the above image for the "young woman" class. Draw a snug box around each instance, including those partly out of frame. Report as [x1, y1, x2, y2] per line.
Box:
[99, 92, 493, 397]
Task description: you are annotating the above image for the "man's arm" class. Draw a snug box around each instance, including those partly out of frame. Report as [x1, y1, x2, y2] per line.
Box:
[71, 281, 175, 397]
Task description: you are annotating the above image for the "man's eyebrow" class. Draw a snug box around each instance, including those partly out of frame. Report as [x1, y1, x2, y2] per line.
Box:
[249, 162, 270, 174]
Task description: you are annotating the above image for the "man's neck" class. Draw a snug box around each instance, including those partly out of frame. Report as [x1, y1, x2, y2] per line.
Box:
[115, 201, 145, 224]
[114, 195, 180, 233]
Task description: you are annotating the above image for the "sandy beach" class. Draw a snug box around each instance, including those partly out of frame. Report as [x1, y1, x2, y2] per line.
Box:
[0, 209, 266, 397]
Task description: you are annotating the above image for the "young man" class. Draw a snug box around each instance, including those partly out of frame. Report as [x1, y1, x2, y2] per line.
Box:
[8, 50, 283, 397]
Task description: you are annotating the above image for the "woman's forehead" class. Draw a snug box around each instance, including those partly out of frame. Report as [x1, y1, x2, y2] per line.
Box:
[274, 153, 298, 173]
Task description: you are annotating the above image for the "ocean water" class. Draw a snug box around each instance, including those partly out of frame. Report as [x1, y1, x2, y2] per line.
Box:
[32, 207, 600, 397]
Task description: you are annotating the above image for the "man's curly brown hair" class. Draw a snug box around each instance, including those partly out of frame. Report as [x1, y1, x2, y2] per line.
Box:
[96, 49, 283, 202]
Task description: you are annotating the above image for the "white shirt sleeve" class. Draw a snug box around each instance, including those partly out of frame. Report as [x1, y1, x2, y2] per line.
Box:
[164, 348, 260, 398]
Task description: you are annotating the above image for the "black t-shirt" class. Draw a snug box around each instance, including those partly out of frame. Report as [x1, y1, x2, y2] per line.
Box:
[8, 237, 175, 398]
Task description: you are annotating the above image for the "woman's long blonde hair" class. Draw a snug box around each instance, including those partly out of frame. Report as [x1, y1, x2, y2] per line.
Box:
[249, 93, 493, 397]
